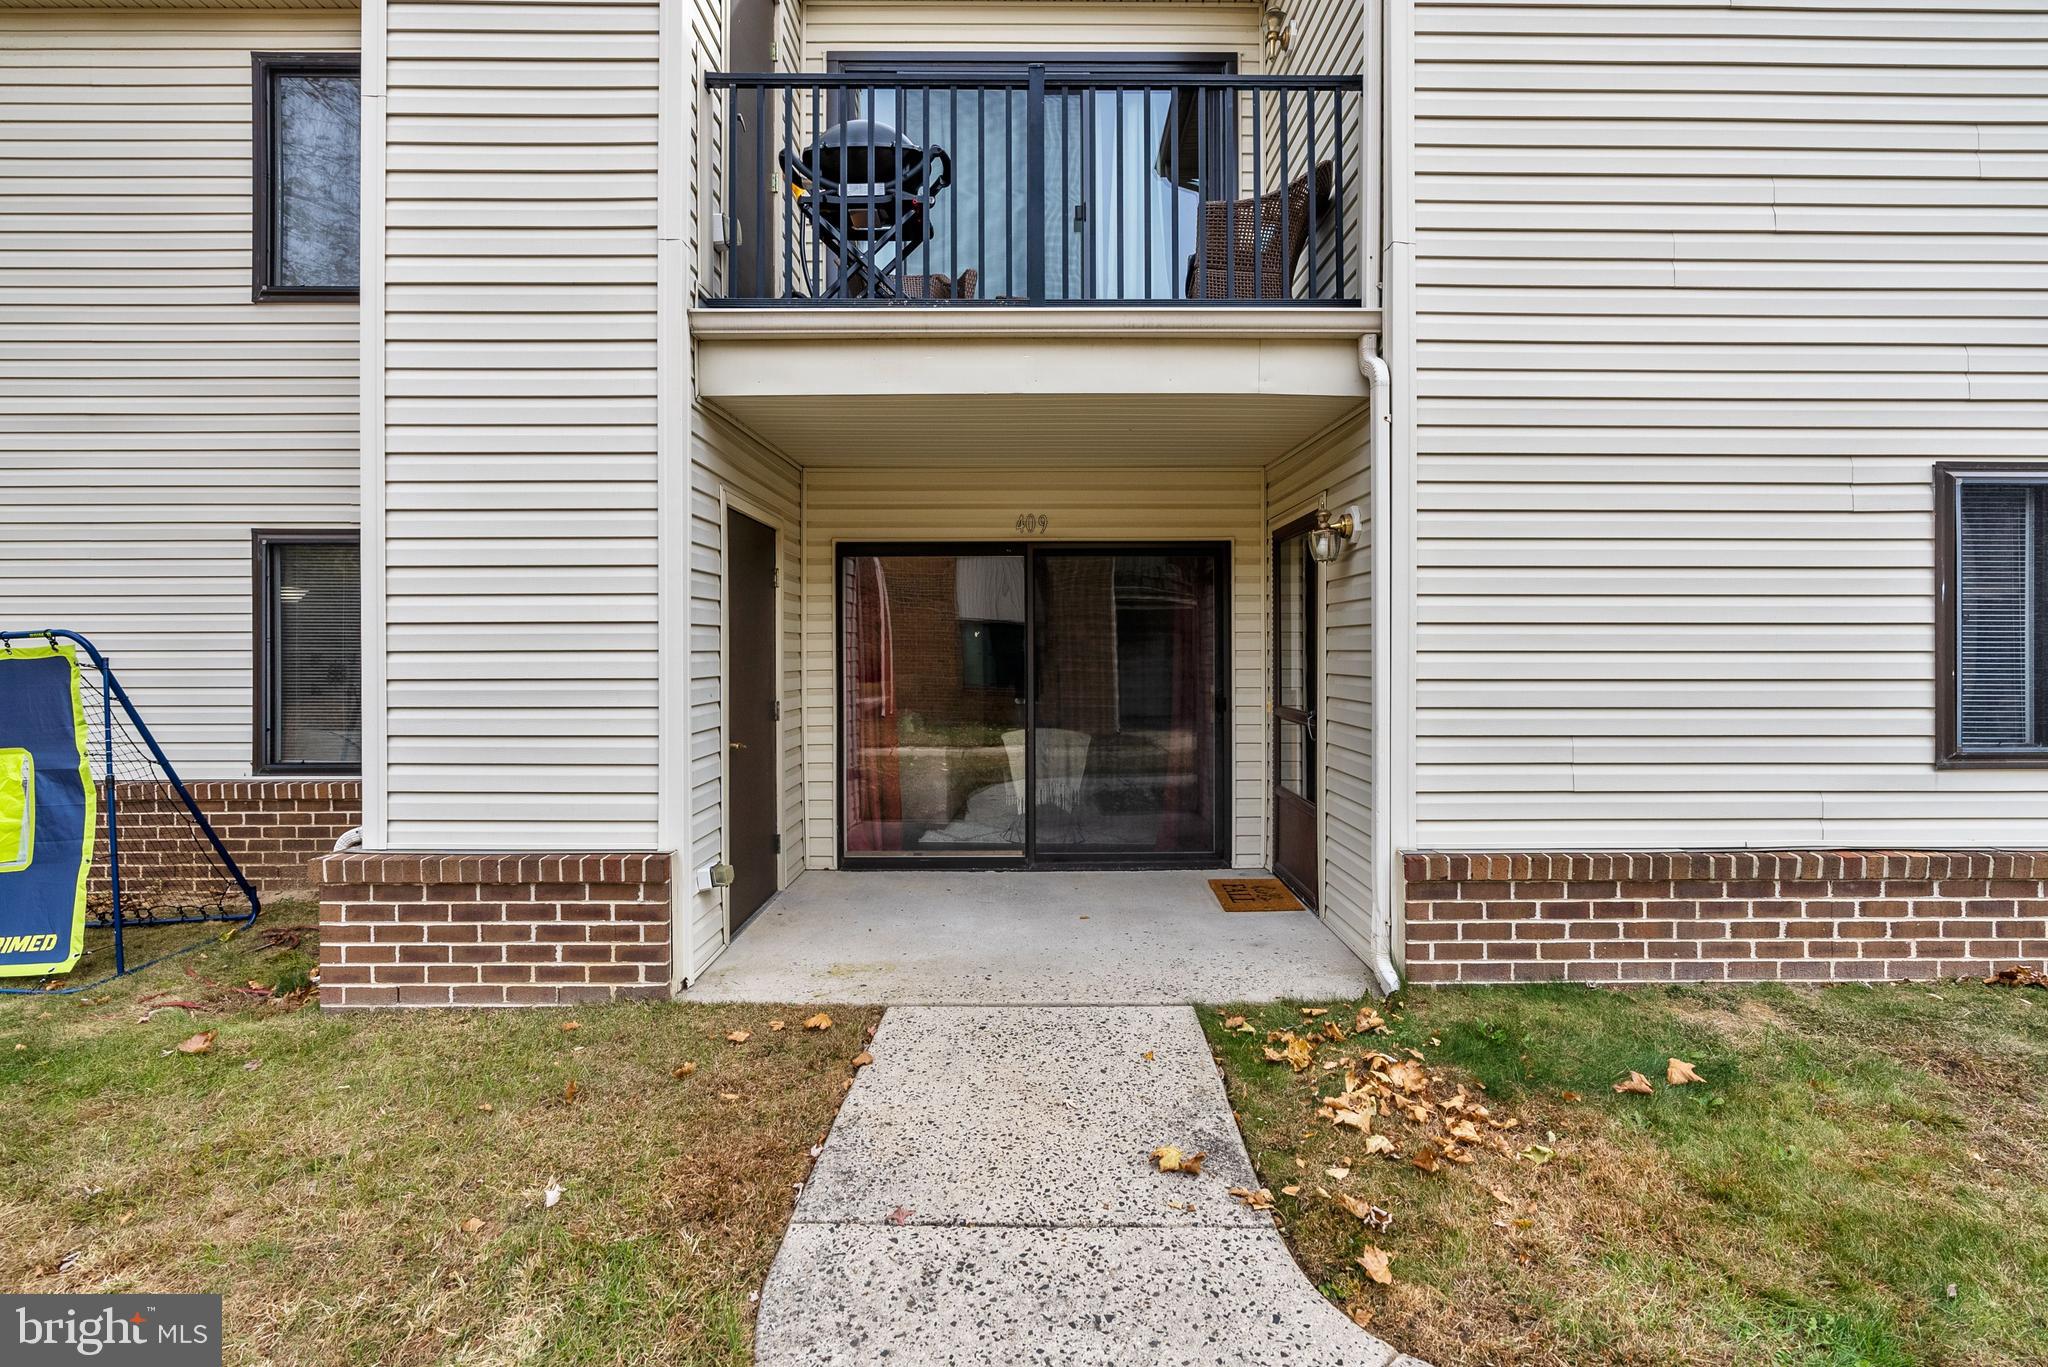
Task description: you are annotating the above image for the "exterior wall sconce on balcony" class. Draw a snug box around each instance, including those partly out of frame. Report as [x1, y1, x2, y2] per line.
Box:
[1263, 3, 1295, 58]
[1309, 506, 1358, 563]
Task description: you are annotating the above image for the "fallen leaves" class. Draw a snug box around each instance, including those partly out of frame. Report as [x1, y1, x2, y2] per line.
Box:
[726, 1030, 751, 1045]
[850, 1051, 874, 1069]
[559, 1021, 581, 1033]
[1613, 1071, 1655, 1095]
[886, 1206, 914, 1226]
[1986, 964, 2046, 989]
[1229, 1186, 1275, 1210]
[1263, 1033, 1315, 1072]
[459, 1217, 485, 1235]
[673, 1063, 697, 1079]
[1666, 1057, 1704, 1086]
[1354, 1246, 1395, 1286]
[1222, 1015, 1256, 1035]
[1409, 1145, 1441, 1175]
[1150, 1146, 1207, 1176]
[475, 1102, 495, 1114]
[803, 1013, 833, 1031]
[767, 1020, 786, 1032]
[174, 1031, 216, 1055]
[562, 1079, 579, 1104]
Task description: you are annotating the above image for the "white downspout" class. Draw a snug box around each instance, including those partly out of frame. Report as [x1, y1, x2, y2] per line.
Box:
[1360, 340, 1401, 996]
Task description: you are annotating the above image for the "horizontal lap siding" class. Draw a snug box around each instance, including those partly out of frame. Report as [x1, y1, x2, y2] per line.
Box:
[382, 0, 659, 848]
[801, 2, 1262, 73]
[683, 410, 805, 980]
[1413, 0, 2048, 849]
[1268, 418, 1378, 963]
[0, 9, 360, 778]
[800, 466, 1268, 868]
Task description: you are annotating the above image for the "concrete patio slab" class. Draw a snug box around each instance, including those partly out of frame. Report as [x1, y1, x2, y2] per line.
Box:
[755, 1003, 1416, 1367]
[685, 869, 1371, 1005]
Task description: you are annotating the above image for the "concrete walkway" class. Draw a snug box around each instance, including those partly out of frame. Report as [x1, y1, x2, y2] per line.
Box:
[688, 870, 1371, 1005]
[756, 1005, 1422, 1366]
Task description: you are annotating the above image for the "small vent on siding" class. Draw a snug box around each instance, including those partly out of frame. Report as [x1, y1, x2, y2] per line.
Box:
[1957, 483, 2039, 750]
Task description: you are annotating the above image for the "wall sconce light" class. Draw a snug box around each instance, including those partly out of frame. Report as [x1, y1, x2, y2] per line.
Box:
[1263, 3, 1294, 57]
[1308, 506, 1357, 564]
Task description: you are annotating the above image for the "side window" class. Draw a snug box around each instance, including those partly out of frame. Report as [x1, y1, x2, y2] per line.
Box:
[253, 53, 361, 299]
[255, 532, 363, 774]
[1938, 465, 2048, 765]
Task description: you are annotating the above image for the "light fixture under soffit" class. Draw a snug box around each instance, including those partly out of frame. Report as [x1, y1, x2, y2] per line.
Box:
[1263, 3, 1294, 57]
[1308, 506, 1358, 564]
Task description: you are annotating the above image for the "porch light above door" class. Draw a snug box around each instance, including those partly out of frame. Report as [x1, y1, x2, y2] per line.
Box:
[1308, 507, 1357, 563]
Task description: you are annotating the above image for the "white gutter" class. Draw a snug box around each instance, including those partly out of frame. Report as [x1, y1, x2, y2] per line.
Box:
[1360, 339, 1402, 997]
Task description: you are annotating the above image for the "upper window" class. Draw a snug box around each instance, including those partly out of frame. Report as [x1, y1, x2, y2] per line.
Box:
[1938, 464, 2048, 766]
[253, 53, 361, 300]
[256, 532, 362, 774]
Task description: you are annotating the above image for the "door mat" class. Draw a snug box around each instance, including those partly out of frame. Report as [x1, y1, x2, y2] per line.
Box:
[1208, 878, 1307, 913]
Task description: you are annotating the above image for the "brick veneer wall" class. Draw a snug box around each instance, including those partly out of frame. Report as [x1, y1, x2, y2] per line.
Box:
[1404, 851, 2048, 985]
[89, 779, 360, 909]
[313, 852, 672, 1009]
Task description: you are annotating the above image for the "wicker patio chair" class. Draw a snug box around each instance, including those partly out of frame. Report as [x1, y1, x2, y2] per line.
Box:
[1183, 160, 1336, 300]
[896, 268, 978, 300]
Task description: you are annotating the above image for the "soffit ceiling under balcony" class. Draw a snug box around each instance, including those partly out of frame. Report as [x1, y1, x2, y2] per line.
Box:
[691, 307, 1378, 467]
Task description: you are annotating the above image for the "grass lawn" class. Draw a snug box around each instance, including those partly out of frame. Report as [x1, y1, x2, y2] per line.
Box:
[1207, 981, 2048, 1367]
[0, 910, 879, 1366]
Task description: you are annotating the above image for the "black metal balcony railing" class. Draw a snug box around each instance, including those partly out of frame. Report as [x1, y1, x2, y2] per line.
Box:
[704, 70, 1363, 307]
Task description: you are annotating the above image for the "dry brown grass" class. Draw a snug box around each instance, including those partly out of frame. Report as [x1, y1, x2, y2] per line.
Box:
[0, 913, 880, 1366]
[1209, 982, 2048, 1367]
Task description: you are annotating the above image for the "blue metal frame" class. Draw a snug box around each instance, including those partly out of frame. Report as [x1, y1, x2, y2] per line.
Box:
[0, 628, 262, 995]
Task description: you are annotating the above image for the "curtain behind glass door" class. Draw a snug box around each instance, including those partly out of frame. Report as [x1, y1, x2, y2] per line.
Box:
[842, 553, 1028, 856]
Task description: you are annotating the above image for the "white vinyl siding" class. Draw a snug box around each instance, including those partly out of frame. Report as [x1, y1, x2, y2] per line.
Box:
[800, 466, 1269, 869]
[801, 1, 1263, 74]
[378, 0, 659, 848]
[1267, 0, 1370, 300]
[1412, 0, 2048, 849]
[1267, 418, 1378, 966]
[0, 8, 360, 779]
[682, 410, 806, 980]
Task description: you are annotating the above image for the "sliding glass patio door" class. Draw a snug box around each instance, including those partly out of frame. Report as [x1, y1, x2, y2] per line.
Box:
[833, 55, 1235, 302]
[839, 545, 1227, 864]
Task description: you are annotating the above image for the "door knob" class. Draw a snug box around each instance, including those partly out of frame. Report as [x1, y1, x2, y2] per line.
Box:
[730, 741, 747, 750]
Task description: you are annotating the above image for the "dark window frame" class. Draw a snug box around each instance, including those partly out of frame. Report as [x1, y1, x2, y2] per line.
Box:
[252, 51, 362, 302]
[833, 540, 1233, 870]
[1935, 461, 2048, 768]
[253, 529, 362, 775]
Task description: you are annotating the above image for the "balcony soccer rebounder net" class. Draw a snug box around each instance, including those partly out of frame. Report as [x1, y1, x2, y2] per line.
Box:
[0, 630, 260, 993]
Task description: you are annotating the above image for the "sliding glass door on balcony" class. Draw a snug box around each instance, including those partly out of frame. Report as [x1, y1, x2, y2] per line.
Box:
[840, 57, 1234, 303]
[839, 545, 1227, 865]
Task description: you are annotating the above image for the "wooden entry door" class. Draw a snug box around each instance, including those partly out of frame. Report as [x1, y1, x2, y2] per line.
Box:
[1271, 517, 1318, 908]
[727, 507, 779, 934]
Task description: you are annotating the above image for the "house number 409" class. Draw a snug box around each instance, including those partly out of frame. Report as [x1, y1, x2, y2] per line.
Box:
[1015, 513, 1049, 534]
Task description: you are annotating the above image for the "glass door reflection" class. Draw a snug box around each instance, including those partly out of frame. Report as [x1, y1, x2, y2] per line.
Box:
[1032, 551, 1222, 856]
[841, 552, 1028, 856]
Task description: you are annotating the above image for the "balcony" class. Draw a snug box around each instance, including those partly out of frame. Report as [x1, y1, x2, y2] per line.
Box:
[702, 69, 1365, 308]
[691, 67, 1375, 464]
